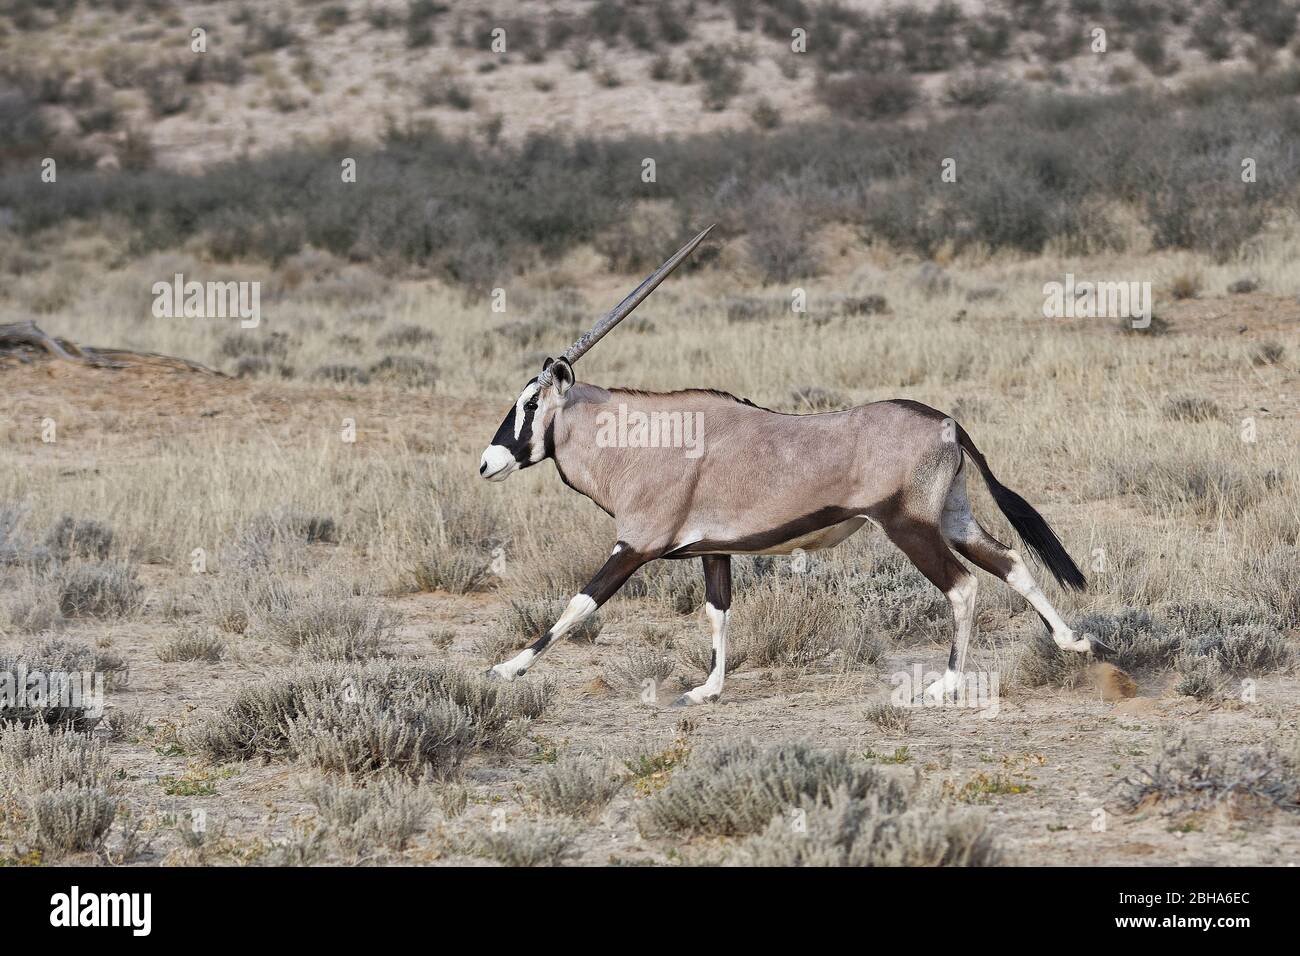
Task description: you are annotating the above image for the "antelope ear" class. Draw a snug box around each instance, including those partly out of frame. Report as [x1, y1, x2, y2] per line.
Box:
[543, 357, 574, 395]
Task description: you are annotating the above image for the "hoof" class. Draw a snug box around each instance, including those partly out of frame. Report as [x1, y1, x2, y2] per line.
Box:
[486, 663, 516, 682]
[671, 688, 721, 707]
[1054, 632, 1092, 653]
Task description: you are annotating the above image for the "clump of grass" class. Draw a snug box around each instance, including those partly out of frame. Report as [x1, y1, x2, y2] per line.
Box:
[864, 702, 912, 735]
[1188, 624, 1290, 676]
[0, 722, 117, 855]
[255, 584, 399, 661]
[1121, 734, 1300, 813]
[740, 576, 855, 668]
[43, 516, 114, 560]
[1014, 630, 1090, 689]
[1174, 653, 1223, 700]
[607, 648, 676, 691]
[1240, 546, 1300, 629]
[186, 661, 554, 780]
[736, 790, 1001, 866]
[1163, 395, 1221, 422]
[55, 562, 142, 618]
[643, 740, 906, 837]
[0, 638, 128, 728]
[409, 549, 495, 594]
[1251, 342, 1284, 366]
[302, 775, 433, 860]
[467, 821, 578, 866]
[157, 628, 226, 663]
[1080, 608, 1182, 670]
[526, 755, 625, 819]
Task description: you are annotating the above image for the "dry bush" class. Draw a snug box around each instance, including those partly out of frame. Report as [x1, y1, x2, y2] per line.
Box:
[1188, 624, 1290, 676]
[186, 661, 554, 780]
[0, 638, 127, 728]
[43, 516, 114, 560]
[1162, 395, 1222, 422]
[302, 775, 433, 860]
[1078, 609, 1181, 671]
[1014, 630, 1091, 689]
[467, 821, 579, 866]
[818, 71, 919, 119]
[1174, 652, 1223, 700]
[1238, 546, 1300, 629]
[1099, 456, 1278, 518]
[0, 722, 117, 855]
[254, 583, 400, 661]
[157, 628, 226, 664]
[735, 790, 1001, 866]
[606, 647, 676, 690]
[1121, 734, 1300, 813]
[643, 740, 906, 837]
[864, 703, 912, 735]
[526, 755, 625, 819]
[55, 562, 142, 618]
[739, 576, 857, 669]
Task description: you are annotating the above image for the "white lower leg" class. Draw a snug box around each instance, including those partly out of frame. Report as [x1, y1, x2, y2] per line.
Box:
[674, 602, 728, 706]
[1006, 553, 1088, 651]
[491, 594, 596, 680]
[926, 574, 976, 700]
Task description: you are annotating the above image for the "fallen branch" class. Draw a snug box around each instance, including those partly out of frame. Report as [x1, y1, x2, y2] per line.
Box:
[0, 320, 222, 375]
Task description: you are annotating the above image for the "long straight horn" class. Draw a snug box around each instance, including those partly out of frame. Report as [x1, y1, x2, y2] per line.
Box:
[540, 224, 714, 386]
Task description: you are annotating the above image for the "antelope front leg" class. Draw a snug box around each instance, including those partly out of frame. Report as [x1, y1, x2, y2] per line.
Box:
[673, 555, 731, 707]
[488, 542, 647, 681]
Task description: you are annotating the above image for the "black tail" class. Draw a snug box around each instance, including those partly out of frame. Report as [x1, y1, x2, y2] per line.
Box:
[955, 424, 1087, 592]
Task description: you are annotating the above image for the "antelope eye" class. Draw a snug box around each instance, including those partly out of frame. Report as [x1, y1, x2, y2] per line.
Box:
[524, 400, 538, 411]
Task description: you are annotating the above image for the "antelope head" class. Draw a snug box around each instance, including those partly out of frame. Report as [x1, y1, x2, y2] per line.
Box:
[479, 225, 714, 482]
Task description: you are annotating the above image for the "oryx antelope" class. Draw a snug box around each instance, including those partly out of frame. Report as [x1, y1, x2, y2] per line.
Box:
[479, 226, 1090, 705]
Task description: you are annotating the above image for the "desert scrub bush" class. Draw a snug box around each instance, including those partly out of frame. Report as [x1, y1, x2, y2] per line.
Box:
[302, 775, 433, 860]
[0, 638, 127, 727]
[1014, 630, 1091, 689]
[1186, 624, 1291, 676]
[1078, 608, 1181, 670]
[186, 661, 553, 778]
[846, 550, 950, 643]
[283, 684, 478, 779]
[526, 755, 625, 819]
[818, 71, 919, 119]
[643, 740, 906, 837]
[43, 516, 114, 560]
[1238, 546, 1300, 629]
[735, 790, 1002, 866]
[254, 584, 400, 661]
[500, 598, 601, 646]
[1173, 653, 1223, 700]
[739, 576, 855, 668]
[408, 497, 504, 594]
[0, 722, 117, 855]
[1162, 395, 1221, 422]
[0, 571, 62, 634]
[607, 647, 676, 692]
[864, 702, 912, 735]
[157, 628, 226, 664]
[55, 562, 142, 618]
[1122, 734, 1300, 813]
[466, 820, 578, 866]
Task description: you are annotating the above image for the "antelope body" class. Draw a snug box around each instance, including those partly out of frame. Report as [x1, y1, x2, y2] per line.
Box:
[479, 228, 1090, 705]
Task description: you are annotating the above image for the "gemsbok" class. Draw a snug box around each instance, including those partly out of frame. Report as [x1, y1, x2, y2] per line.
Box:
[479, 226, 1090, 704]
